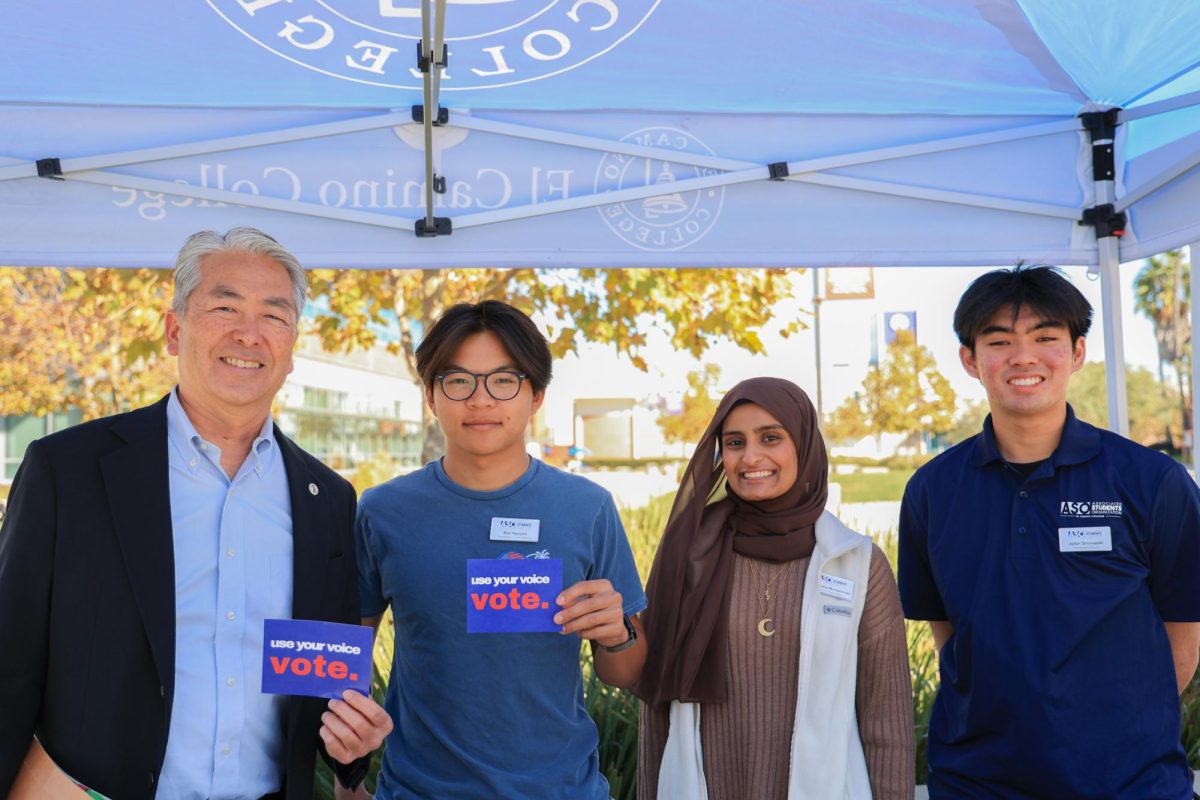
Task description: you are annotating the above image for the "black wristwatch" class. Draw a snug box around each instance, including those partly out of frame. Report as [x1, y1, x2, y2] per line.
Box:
[603, 614, 637, 653]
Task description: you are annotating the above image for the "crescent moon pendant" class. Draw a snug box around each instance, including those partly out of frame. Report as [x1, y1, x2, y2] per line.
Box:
[757, 618, 776, 637]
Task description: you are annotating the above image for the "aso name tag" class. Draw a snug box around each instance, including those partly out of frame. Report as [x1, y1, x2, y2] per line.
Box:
[818, 572, 855, 602]
[467, 558, 562, 633]
[490, 517, 540, 543]
[1058, 526, 1113, 553]
[261, 619, 373, 699]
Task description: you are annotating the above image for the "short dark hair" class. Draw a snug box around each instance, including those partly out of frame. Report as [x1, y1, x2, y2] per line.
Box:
[953, 264, 1093, 350]
[416, 300, 553, 393]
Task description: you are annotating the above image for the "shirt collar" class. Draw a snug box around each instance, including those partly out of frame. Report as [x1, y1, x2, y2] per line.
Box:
[971, 404, 1101, 471]
[167, 386, 277, 477]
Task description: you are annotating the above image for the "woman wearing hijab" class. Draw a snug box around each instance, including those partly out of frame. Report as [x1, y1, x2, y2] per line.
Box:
[635, 377, 913, 800]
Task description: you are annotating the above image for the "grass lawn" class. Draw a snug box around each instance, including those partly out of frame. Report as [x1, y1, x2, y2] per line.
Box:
[830, 468, 916, 503]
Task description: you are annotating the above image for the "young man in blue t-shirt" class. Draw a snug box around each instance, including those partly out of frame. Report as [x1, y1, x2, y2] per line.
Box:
[899, 265, 1200, 799]
[351, 301, 647, 800]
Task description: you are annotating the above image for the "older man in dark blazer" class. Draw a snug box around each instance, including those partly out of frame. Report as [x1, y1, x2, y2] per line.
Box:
[0, 227, 390, 800]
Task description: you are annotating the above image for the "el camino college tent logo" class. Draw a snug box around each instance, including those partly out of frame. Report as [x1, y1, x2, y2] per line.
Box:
[596, 127, 725, 251]
[207, 0, 659, 90]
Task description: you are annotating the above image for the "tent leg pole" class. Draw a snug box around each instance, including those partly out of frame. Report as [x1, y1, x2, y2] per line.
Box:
[1190, 242, 1200, 479]
[1098, 238, 1129, 437]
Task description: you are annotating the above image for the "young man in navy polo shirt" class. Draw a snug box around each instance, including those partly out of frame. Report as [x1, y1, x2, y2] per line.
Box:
[899, 265, 1200, 799]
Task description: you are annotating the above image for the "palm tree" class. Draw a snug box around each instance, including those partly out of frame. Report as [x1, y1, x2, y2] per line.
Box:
[1133, 250, 1191, 454]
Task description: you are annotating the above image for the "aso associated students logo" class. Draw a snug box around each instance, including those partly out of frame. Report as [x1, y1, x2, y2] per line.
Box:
[595, 127, 725, 251]
[207, 0, 659, 90]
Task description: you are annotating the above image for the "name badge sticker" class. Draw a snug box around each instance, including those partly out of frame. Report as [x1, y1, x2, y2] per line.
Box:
[819, 573, 855, 602]
[261, 619, 373, 699]
[467, 558, 562, 633]
[1058, 526, 1113, 553]
[489, 517, 541, 543]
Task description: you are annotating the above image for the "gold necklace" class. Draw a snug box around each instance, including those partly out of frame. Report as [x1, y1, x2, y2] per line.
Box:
[747, 559, 794, 638]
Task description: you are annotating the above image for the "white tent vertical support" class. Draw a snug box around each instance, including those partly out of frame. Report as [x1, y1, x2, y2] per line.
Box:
[1190, 242, 1200, 479]
[1085, 107, 1130, 438]
[1097, 238, 1129, 437]
[812, 268, 824, 422]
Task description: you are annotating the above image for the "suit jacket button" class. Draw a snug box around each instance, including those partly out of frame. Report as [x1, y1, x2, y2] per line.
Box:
[148, 772, 156, 785]
[160, 685, 166, 698]
[309, 482, 319, 496]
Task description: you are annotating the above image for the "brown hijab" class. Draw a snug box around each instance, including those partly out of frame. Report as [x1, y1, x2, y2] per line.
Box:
[634, 377, 828, 705]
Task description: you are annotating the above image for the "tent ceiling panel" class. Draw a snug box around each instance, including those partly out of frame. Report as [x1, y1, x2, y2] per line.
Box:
[0, 0, 1198, 269]
[1, 104, 1097, 268]
[0, 2, 1118, 114]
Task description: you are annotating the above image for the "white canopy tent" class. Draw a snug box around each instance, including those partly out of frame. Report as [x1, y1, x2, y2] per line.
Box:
[3, 1, 1200, 458]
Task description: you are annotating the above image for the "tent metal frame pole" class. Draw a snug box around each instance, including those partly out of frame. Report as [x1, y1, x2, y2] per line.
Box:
[1092, 150, 1129, 436]
[416, 0, 448, 234]
[31, 147, 1080, 234]
[5, 99, 1160, 235]
[1080, 108, 1130, 437]
[1191, 242, 1200, 480]
[455, 115, 1083, 175]
[787, 173, 1079, 219]
[0, 111, 419, 182]
[1094, 108, 1128, 438]
[1097, 236, 1129, 437]
[453, 162, 1080, 229]
[420, 0, 436, 231]
[1121, 89, 1200, 122]
[0, 111, 1089, 187]
[430, 0, 448, 107]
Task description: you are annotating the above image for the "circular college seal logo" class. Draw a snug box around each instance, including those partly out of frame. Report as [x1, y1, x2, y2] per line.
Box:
[595, 127, 725, 251]
[206, 0, 659, 90]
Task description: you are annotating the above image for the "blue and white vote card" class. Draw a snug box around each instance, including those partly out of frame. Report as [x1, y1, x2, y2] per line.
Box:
[261, 618, 373, 699]
[467, 558, 563, 633]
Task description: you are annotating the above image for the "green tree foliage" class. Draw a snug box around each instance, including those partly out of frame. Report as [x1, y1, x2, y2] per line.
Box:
[825, 330, 957, 447]
[1133, 250, 1191, 441]
[657, 364, 721, 446]
[944, 399, 990, 445]
[1067, 362, 1179, 447]
[0, 267, 176, 419]
[307, 268, 803, 460]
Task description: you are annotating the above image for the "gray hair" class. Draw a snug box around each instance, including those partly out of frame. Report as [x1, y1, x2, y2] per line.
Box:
[171, 226, 309, 317]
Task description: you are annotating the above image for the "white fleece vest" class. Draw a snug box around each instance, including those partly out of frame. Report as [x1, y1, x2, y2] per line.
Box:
[657, 511, 876, 800]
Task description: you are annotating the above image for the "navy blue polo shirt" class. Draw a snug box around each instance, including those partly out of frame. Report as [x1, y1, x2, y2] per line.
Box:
[899, 406, 1200, 799]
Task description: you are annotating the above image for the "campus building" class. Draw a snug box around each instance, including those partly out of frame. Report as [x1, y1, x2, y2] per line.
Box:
[1, 337, 424, 485]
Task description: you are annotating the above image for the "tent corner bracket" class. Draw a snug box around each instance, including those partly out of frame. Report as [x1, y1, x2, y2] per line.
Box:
[412, 104, 449, 125]
[36, 157, 63, 180]
[1080, 204, 1127, 238]
[415, 217, 452, 237]
[1079, 108, 1121, 181]
[768, 162, 790, 180]
[416, 41, 448, 73]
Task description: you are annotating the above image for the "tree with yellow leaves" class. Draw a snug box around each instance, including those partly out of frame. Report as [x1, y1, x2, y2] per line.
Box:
[825, 330, 956, 450]
[657, 364, 722, 446]
[0, 268, 176, 420]
[307, 268, 802, 461]
[0, 266, 802, 463]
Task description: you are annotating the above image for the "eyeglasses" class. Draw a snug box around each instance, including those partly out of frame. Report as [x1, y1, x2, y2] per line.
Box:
[434, 369, 528, 401]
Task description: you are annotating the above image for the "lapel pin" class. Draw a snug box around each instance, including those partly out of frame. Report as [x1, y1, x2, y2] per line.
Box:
[308, 482, 319, 496]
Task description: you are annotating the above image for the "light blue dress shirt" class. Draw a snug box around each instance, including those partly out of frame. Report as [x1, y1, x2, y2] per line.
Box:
[157, 389, 294, 800]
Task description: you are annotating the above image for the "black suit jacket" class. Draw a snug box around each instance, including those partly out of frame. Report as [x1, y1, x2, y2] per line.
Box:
[0, 396, 365, 800]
